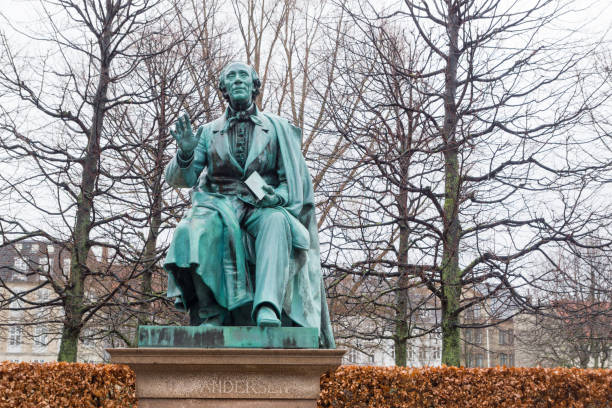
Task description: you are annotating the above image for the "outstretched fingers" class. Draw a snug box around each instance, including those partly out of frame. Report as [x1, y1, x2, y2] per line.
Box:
[172, 119, 183, 140]
[171, 112, 193, 143]
[183, 113, 192, 132]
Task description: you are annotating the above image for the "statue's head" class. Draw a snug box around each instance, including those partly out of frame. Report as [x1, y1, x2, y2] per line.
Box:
[218, 61, 261, 109]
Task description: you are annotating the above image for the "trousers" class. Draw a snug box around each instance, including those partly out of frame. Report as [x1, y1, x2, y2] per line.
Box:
[171, 195, 292, 325]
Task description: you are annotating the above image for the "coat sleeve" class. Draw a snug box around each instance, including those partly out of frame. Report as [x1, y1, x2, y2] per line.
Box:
[165, 126, 208, 188]
[275, 146, 289, 205]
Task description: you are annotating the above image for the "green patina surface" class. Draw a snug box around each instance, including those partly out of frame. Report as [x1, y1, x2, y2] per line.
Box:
[138, 325, 319, 349]
[160, 61, 336, 349]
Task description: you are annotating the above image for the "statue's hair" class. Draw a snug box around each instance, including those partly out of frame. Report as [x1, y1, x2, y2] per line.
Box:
[218, 61, 261, 103]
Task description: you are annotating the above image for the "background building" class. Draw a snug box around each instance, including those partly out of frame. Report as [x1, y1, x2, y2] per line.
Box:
[0, 241, 107, 363]
[336, 282, 521, 368]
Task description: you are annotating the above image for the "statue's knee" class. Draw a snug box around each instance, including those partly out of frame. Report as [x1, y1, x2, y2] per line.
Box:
[187, 209, 224, 241]
[263, 210, 289, 231]
[175, 220, 191, 235]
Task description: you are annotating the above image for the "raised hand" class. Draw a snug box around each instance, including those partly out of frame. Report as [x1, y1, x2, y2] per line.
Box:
[170, 113, 202, 156]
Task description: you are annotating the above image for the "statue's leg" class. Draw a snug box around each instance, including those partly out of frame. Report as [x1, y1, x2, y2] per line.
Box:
[189, 207, 228, 325]
[167, 206, 230, 326]
[244, 207, 292, 323]
[190, 268, 227, 325]
[171, 266, 198, 324]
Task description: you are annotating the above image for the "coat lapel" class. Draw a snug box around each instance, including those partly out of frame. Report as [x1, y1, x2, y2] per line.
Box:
[212, 117, 243, 171]
[244, 110, 271, 172]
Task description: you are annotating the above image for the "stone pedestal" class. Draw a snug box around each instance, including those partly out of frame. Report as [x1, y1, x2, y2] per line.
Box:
[108, 347, 345, 408]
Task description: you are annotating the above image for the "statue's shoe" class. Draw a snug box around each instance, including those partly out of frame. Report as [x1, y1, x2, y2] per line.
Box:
[256, 306, 281, 327]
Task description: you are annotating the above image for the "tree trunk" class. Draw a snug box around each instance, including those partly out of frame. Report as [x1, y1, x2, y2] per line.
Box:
[57, 325, 81, 362]
[57, 26, 112, 363]
[394, 90, 414, 366]
[394, 223, 410, 366]
[138, 97, 166, 329]
[440, 2, 462, 367]
[138, 212, 160, 326]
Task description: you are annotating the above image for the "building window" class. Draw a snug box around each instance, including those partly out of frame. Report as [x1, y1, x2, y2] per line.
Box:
[474, 329, 483, 344]
[499, 329, 514, 345]
[62, 258, 71, 273]
[465, 352, 473, 367]
[8, 326, 23, 352]
[475, 353, 484, 367]
[38, 257, 49, 273]
[14, 258, 26, 270]
[31, 243, 39, 253]
[92, 246, 103, 261]
[346, 348, 358, 364]
[38, 289, 50, 302]
[418, 308, 430, 321]
[499, 353, 514, 366]
[82, 328, 95, 347]
[9, 299, 24, 318]
[33, 325, 47, 353]
[418, 348, 427, 361]
[466, 304, 482, 320]
[407, 345, 414, 360]
[473, 304, 481, 319]
[433, 349, 441, 360]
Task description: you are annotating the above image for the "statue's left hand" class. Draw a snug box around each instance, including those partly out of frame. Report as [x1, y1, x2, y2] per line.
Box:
[259, 185, 281, 207]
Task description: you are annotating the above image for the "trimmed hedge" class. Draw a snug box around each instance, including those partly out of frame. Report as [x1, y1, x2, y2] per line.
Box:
[318, 366, 612, 408]
[1, 362, 610, 407]
[0, 362, 136, 408]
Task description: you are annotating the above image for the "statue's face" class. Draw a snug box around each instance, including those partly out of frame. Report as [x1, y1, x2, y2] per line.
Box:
[223, 62, 254, 108]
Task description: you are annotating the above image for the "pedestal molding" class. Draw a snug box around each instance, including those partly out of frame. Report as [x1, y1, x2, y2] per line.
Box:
[108, 347, 345, 407]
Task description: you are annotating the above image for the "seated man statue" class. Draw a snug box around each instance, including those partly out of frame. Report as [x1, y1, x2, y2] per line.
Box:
[163, 61, 335, 348]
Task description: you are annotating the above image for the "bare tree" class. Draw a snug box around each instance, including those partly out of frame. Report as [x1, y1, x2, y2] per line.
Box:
[99, 0, 231, 341]
[0, 0, 177, 361]
[516, 244, 611, 368]
[317, 18, 444, 365]
[325, 0, 612, 366]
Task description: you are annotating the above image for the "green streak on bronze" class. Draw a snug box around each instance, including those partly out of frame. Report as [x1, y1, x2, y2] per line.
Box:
[138, 325, 319, 349]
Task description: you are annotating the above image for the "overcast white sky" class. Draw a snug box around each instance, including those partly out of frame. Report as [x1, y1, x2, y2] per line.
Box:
[0, 0, 610, 242]
[1, 0, 611, 39]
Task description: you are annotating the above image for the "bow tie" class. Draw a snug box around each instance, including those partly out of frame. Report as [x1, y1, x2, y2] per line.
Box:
[223, 107, 262, 132]
[232, 110, 252, 121]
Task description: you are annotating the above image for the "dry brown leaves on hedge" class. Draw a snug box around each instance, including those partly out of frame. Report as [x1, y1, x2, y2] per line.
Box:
[318, 366, 612, 408]
[0, 362, 136, 408]
[2, 361, 610, 407]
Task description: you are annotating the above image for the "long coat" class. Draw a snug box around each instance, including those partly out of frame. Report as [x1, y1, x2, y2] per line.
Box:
[164, 108, 335, 349]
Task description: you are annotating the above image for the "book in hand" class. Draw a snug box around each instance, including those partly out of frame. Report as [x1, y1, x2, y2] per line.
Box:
[244, 171, 267, 201]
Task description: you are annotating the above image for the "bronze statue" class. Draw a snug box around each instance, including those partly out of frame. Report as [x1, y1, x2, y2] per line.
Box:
[163, 62, 334, 348]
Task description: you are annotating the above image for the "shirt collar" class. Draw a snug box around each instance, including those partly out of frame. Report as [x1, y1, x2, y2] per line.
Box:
[222, 104, 263, 133]
[226, 103, 257, 121]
